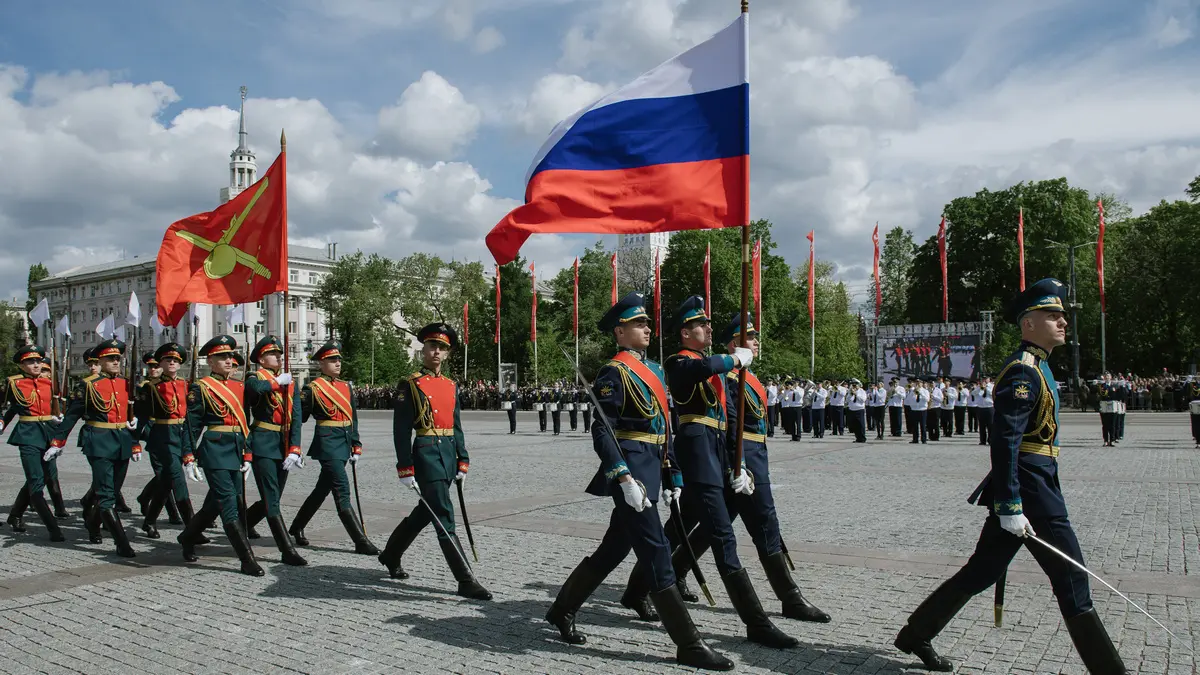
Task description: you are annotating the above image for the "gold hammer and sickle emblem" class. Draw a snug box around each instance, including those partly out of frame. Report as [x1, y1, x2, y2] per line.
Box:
[174, 178, 274, 282]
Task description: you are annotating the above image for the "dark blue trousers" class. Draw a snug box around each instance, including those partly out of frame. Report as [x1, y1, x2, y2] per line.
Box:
[725, 483, 782, 557]
[589, 494, 675, 593]
[680, 482, 742, 575]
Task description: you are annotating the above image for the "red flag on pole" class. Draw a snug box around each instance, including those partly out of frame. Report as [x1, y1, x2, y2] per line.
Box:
[806, 230, 815, 324]
[1018, 207, 1026, 291]
[751, 239, 762, 331]
[703, 243, 712, 313]
[494, 264, 501, 344]
[872, 224, 881, 319]
[572, 257, 579, 337]
[654, 250, 662, 336]
[530, 262, 537, 342]
[463, 301, 469, 345]
[610, 252, 618, 305]
[1097, 199, 1106, 313]
[938, 216, 948, 322]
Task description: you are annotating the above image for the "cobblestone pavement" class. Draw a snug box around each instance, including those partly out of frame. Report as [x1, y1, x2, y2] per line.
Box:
[1, 411, 1198, 674]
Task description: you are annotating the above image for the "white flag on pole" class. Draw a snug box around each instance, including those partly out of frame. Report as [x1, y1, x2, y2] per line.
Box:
[113, 324, 126, 342]
[95, 315, 116, 340]
[125, 292, 140, 326]
[30, 298, 50, 326]
[150, 314, 164, 336]
[56, 315, 71, 338]
[226, 304, 245, 328]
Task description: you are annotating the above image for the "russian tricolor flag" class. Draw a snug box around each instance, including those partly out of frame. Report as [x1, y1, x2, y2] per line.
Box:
[486, 13, 749, 265]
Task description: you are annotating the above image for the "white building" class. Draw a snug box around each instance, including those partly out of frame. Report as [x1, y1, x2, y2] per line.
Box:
[616, 232, 670, 290]
[31, 87, 337, 381]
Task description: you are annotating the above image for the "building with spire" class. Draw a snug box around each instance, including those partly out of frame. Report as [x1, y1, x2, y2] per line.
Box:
[32, 87, 338, 379]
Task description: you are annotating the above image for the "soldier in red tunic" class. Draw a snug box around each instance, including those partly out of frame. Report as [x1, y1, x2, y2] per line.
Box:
[2, 345, 65, 541]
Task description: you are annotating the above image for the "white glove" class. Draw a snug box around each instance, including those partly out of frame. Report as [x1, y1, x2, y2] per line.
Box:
[619, 478, 652, 512]
[399, 476, 416, 489]
[282, 454, 303, 471]
[184, 462, 203, 482]
[455, 471, 467, 484]
[733, 347, 754, 368]
[730, 469, 754, 495]
[999, 514, 1036, 538]
[51, 415, 63, 424]
[349, 453, 359, 465]
[131, 449, 142, 462]
[661, 486, 682, 506]
[275, 373, 293, 386]
[126, 417, 138, 430]
[240, 461, 252, 474]
[0, 421, 4, 433]
[42, 447, 61, 462]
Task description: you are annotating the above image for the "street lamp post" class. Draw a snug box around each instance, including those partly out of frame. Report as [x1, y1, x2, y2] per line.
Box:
[1046, 238, 1097, 392]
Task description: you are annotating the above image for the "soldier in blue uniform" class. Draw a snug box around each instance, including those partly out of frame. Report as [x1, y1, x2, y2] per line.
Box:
[893, 279, 1126, 673]
[629, 296, 797, 649]
[544, 293, 733, 671]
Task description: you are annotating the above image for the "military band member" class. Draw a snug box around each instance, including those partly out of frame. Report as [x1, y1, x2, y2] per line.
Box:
[910, 380, 929, 444]
[888, 378, 905, 437]
[954, 380, 968, 435]
[638, 296, 796, 649]
[379, 324, 491, 600]
[848, 379, 868, 443]
[136, 343, 202, 540]
[550, 382, 563, 435]
[288, 341, 378, 556]
[928, 380, 943, 441]
[976, 377, 994, 445]
[580, 385, 593, 432]
[894, 279, 1125, 673]
[242, 336, 306, 566]
[1097, 372, 1117, 446]
[503, 383, 518, 434]
[174, 335, 263, 575]
[544, 293, 732, 671]
[940, 380, 957, 438]
[1188, 379, 1200, 448]
[2, 346, 65, 541]
[966, 380, 979, 432]
[50, 339, 141, 556]
[567, 385, 579, 431]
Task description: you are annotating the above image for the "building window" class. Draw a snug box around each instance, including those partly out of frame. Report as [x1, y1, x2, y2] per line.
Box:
[307, 322, 315, 336]
[256, 300, 265, 311]
[288, 321, 297, 334]
[233, 323, 246, 334]
[290, 297, 298, 310]
[289, 269, 298, 283]
[255, 321, 264, 333]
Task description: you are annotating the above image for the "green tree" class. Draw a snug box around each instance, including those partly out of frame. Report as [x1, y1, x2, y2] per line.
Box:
[466, 256, 537, 385]
[873, 227, 915, 325]
[393, 253, 489, 381]
[312, 252, 404, 382]
[546, 241, 620, 378]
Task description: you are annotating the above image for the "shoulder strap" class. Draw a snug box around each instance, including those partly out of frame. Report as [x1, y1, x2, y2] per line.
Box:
[199, 377, 249, 435]
[611, 351, 669, 418]
[311, 378, 353, 418]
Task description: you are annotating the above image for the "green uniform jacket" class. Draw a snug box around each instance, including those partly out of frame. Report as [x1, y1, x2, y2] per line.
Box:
[52, 373, 137, 461]
[136, 376, 194, 458]
[186, 375, 249, 471]
[2, 374, 54, 449]
[244, 369, 302, 460]
[74, 374, 100, 448]
[300, 376, 361, 461]
[393, 369, 467, 482]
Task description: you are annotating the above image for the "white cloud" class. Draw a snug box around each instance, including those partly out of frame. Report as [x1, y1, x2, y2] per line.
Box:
[375, 71, 481, 160]
[473, 26, 506, 54]
[513, 73, 610, 137]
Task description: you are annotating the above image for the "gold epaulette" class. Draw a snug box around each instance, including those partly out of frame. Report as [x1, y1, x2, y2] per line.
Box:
[406, 371, 423, 382]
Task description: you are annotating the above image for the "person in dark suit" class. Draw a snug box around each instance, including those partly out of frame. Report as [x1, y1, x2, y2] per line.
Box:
[893, 279, 1125, 673]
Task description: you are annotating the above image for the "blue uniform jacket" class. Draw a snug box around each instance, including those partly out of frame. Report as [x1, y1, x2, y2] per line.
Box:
[976, 341, 1067, 518]
[585, 349, 680, 498]
[665, 349, 737, 488]
[724, 368, 770, 485]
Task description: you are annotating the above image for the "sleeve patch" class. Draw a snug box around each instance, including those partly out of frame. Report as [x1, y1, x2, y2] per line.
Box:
[598, 382, 614, 398]
[1014, 383, 1031, 400]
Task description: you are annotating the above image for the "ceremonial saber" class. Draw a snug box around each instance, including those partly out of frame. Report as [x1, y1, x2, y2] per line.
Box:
[1026, 535, 1192, 654]
[456, 481, 478, 562]
[351, 462, 366, 533]
[994, 570, 1007, 627]
[559, 345, 715, 606]
[660, 450, 716, 607]
[408, 483, 470, 570]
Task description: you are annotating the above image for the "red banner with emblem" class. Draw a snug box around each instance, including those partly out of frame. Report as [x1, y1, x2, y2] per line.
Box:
[494, 264, 501, 344]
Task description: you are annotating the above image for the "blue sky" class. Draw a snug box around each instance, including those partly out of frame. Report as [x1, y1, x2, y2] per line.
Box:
[1, 0, 1198, 301]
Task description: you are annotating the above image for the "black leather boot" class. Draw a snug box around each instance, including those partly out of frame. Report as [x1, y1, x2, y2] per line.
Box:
[47, 478, 70, 518]
[225, 521, 265, 576]
[100, 508, 136, 558]
[1065, 609, 1127, 674]
[545, 556, 607, 644]
[177, 501, 216, 562]
[676, 574, 700, 603]
[620, 561, 659, 621]
[176, 499, 209, 545]
[141, 488, 168, 539]
[288, 490, 324, 546]
[84, 497, 103, 543]
[893, 579, 973, 672]
[267, 515, 307, 566]
[440, 535, 492, 600]
[116, 491, 132, 514]
[164, 495, 183, 524]
[668, 520, 710, 604]
[650, 584, 735, 671]
[136, 476, 158, 515]
[6, 486, 30, 532]
[245, 500, 266, 539]
[761, 551, 831, 622]
[338, 509, 379, 555]
[379, 517, 422, 579]
[722, 568, 799, 648]
[30, 492, 65, 542]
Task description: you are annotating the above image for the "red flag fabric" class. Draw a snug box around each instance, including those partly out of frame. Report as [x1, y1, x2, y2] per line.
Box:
[463, 301, 469, 345]
[494, 264, 501, 344]
[530, 262, 537, 342]
[938, 216, 948, 322]
[1018, 208, 1026, 291]
[751, 239, 762, 332]
[703, 243, 711, 314]
[653, 250, 662, 337]
[572, 257, 580, 337]
[872, 224, 881, 319]
[1097, 199, 1106, 313]
[156, 151, 288, 326]
[610, 252, 618, 305]
[806, 230, 815, 324]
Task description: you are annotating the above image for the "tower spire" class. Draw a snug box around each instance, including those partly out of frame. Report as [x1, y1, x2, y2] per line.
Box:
[219, 85, 257, 204]
[236, 85, 249, 152]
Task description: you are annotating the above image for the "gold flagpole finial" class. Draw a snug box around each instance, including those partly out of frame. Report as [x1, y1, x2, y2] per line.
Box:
[280, 129, 287, 151]
[741, 0, 748, 12]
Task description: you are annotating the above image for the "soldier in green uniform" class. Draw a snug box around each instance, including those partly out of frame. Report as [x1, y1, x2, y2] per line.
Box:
[136, 343, 204, 541]
[288, 341, 377, 556]
[242, 335, 306, 566]
[38, 354, 71, 519]
[2, 345, 65, 541]
[175, 335, 264, 576]
[51, 339, 142, 557]
[134, 352, 184, 528]
[378, 323, 492, 600]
